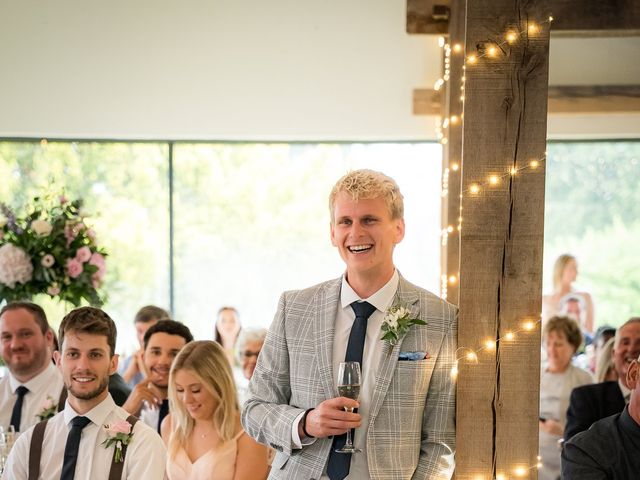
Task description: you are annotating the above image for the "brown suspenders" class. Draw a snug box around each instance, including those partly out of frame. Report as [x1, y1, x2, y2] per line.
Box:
[28, 414, 139, 480]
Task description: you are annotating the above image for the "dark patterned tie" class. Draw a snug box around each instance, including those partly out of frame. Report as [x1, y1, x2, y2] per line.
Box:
[60, 416, 92, 480]
[327, 301, 376, 480]
[157, 398, 169, 434]
[10, 386, 29, 432]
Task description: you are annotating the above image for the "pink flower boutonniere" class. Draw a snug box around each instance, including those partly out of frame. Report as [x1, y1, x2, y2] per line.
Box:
[36, 395, 57, 421]
[101, 420, 134, 463]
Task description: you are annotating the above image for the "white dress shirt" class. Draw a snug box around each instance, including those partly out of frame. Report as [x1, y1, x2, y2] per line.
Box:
[292, 270, 399, 479]
[2, 393, 166, 480]
[0, 362, 64, 432]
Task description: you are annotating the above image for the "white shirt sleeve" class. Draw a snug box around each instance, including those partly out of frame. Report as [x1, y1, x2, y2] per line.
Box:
[1, 427, 31, 480]
[291, 410, 317, 450]
[124, 421, 167, 479]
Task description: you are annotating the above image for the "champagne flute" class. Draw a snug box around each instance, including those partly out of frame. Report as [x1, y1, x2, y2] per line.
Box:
[335, 361, 361, 453]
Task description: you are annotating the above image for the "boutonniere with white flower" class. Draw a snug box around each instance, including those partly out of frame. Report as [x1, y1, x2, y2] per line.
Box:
[380, 305, 426, 346]
[36, 395, 57, 421]
[101, 420, 134, 463]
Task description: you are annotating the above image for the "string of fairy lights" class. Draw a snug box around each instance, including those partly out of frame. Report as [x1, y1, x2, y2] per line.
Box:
[436, 13, 554, 480]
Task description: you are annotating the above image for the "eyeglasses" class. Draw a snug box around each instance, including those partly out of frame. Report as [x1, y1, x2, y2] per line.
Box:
[240, 350, 261, 359]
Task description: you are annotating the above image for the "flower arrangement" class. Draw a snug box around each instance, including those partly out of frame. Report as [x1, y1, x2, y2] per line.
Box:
[380, 304, 426, 346]
[36, 395, 58, 421]
[0, 193, 107, 306]
[101, 420, 134, 463]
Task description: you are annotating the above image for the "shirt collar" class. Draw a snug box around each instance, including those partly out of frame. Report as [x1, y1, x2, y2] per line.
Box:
[9, 362, 58, 394]
[63, 392, 116, 428]
[340, 269, 399, 314]
[619, 379, 632, 402]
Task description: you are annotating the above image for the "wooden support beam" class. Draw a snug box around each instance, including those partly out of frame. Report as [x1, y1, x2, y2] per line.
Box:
[455, 0, 548, 478]
[440, 0, 465, 306]
[414, 85, 640, 115]
[408, 0, 640, 35]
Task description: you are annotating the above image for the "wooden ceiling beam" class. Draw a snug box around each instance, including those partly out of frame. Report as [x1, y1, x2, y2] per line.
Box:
[413, 85, 640, 115]
[407, 0, 640, 36]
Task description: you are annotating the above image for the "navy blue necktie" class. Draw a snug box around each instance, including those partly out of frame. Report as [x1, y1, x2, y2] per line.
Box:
[158, 399, 169, 434]
[327, 301, 376, 480]
[61, 416, 92, 480]
[10, 386, 29, 432]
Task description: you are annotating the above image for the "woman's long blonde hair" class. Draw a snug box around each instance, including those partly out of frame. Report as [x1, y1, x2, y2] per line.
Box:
[167, 340, 239, 459]
[595, 337, 617, 383]
[552, 254, 576, 290]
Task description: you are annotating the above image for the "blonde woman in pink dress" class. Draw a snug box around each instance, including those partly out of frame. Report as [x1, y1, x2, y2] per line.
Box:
[161, 341, 270, 480]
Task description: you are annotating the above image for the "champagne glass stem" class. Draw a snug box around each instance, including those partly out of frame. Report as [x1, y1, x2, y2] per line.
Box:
[344, 407, 354, 449]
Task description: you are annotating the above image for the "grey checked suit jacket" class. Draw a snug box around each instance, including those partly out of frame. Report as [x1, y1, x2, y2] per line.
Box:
[242, 275, 457, 480]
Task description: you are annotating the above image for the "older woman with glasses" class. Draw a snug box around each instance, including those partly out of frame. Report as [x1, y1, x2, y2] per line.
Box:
[234, 329, 267, 405]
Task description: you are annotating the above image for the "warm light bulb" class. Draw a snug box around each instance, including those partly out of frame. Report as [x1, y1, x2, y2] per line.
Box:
[447, 225, 454, 233]
[510, 167, 518, 175]
[465, 351, 478, 362]
[496, 474, 506, 480]
[487, 46, 498, 57]
[438, 36, 445, 47]
[513, 466, 528, 477]
[460, 95, 465, 102]
[528, 23, 539, 34]
[448, 275, 458, 285]
[457, 225, 461, 231]
[530, 160, 539, 168]
[485, 340, 496, 350]
[489, 175, 499, 185]
[505, 332, 515, 341]
[440, 137, 448, 145]
[451, 163, 459, 171]
[506, 31, 517, 43]
[469, 184, 480, 194]
[467, 54, 477, 64]
[523, 321, 535, 331]
[549, 15, 554, 22]
[450, 364, 459, 380]
[461, 75, 466, 82]
[450, 115, 459, 125]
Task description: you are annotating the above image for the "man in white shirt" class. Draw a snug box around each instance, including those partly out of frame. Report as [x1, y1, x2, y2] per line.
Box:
[0, 302, 65, 432]
[242, 169, 457, 480]
[3, 306, 166, 480]
[122, 319, 193, 432]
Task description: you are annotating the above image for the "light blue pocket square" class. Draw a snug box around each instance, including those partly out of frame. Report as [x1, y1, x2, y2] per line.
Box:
[398, 351, 429, 361]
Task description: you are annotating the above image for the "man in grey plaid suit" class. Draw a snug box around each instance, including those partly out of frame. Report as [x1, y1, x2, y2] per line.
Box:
[242, 169, 457, 480]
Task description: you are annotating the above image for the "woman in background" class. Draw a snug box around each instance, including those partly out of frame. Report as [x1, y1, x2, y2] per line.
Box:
[539, 316, 593, 480]
[214, 306, 242, 367]
[542, 254, 594, 335]
[162, 341, 269, 480]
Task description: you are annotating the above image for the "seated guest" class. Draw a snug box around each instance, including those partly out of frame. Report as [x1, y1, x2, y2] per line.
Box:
[234, 328, 267, 405]
[2, 306, 165, 479]
[0, 302, 65, 432]
[565, 317, 640, 441]
[120, 305, 169, 388]
[539, 316, 593, 480]
[214, 306, 242, 367]
[162, 340, 269, 480]
[561, 353, 640, 479]
[595, 337, 618, 383]
[123, 319, 193, 433]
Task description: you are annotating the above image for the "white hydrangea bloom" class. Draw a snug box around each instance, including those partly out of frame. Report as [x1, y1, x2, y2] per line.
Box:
[0, 243, 34, 288]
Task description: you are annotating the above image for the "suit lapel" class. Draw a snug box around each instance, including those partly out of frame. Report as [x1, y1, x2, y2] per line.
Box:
[314, 278, 342, 399]
[368, 277, 420, 424]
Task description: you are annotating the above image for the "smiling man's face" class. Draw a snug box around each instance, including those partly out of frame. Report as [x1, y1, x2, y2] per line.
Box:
[613, 321, 640, 388]
[330, 192, 404, 287]
[144, 332, 187, 389]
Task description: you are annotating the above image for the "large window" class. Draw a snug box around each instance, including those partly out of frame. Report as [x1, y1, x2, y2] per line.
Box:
[1, 140, 441, 351]
[543, 141, 640, 327]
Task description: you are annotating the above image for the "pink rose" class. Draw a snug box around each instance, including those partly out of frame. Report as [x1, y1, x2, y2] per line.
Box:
[64, 223, 78, 246]
[59, 195, 68, 204]
[75, 246, 92, 263]
[86, 228, 96, 241]
[41, 254, 55, 268]
[91, 273, 102, 289]
[47, 284, 61, 296]
[66, 258, 83, 278]
[40, 397, 55, 410]
[106, 420, 132, 435]
[89, 252, 106, 276]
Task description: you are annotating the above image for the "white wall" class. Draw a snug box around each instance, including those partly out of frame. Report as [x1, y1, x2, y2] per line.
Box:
[0, 1, 638, 141]
[0, 0, 440, 141]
